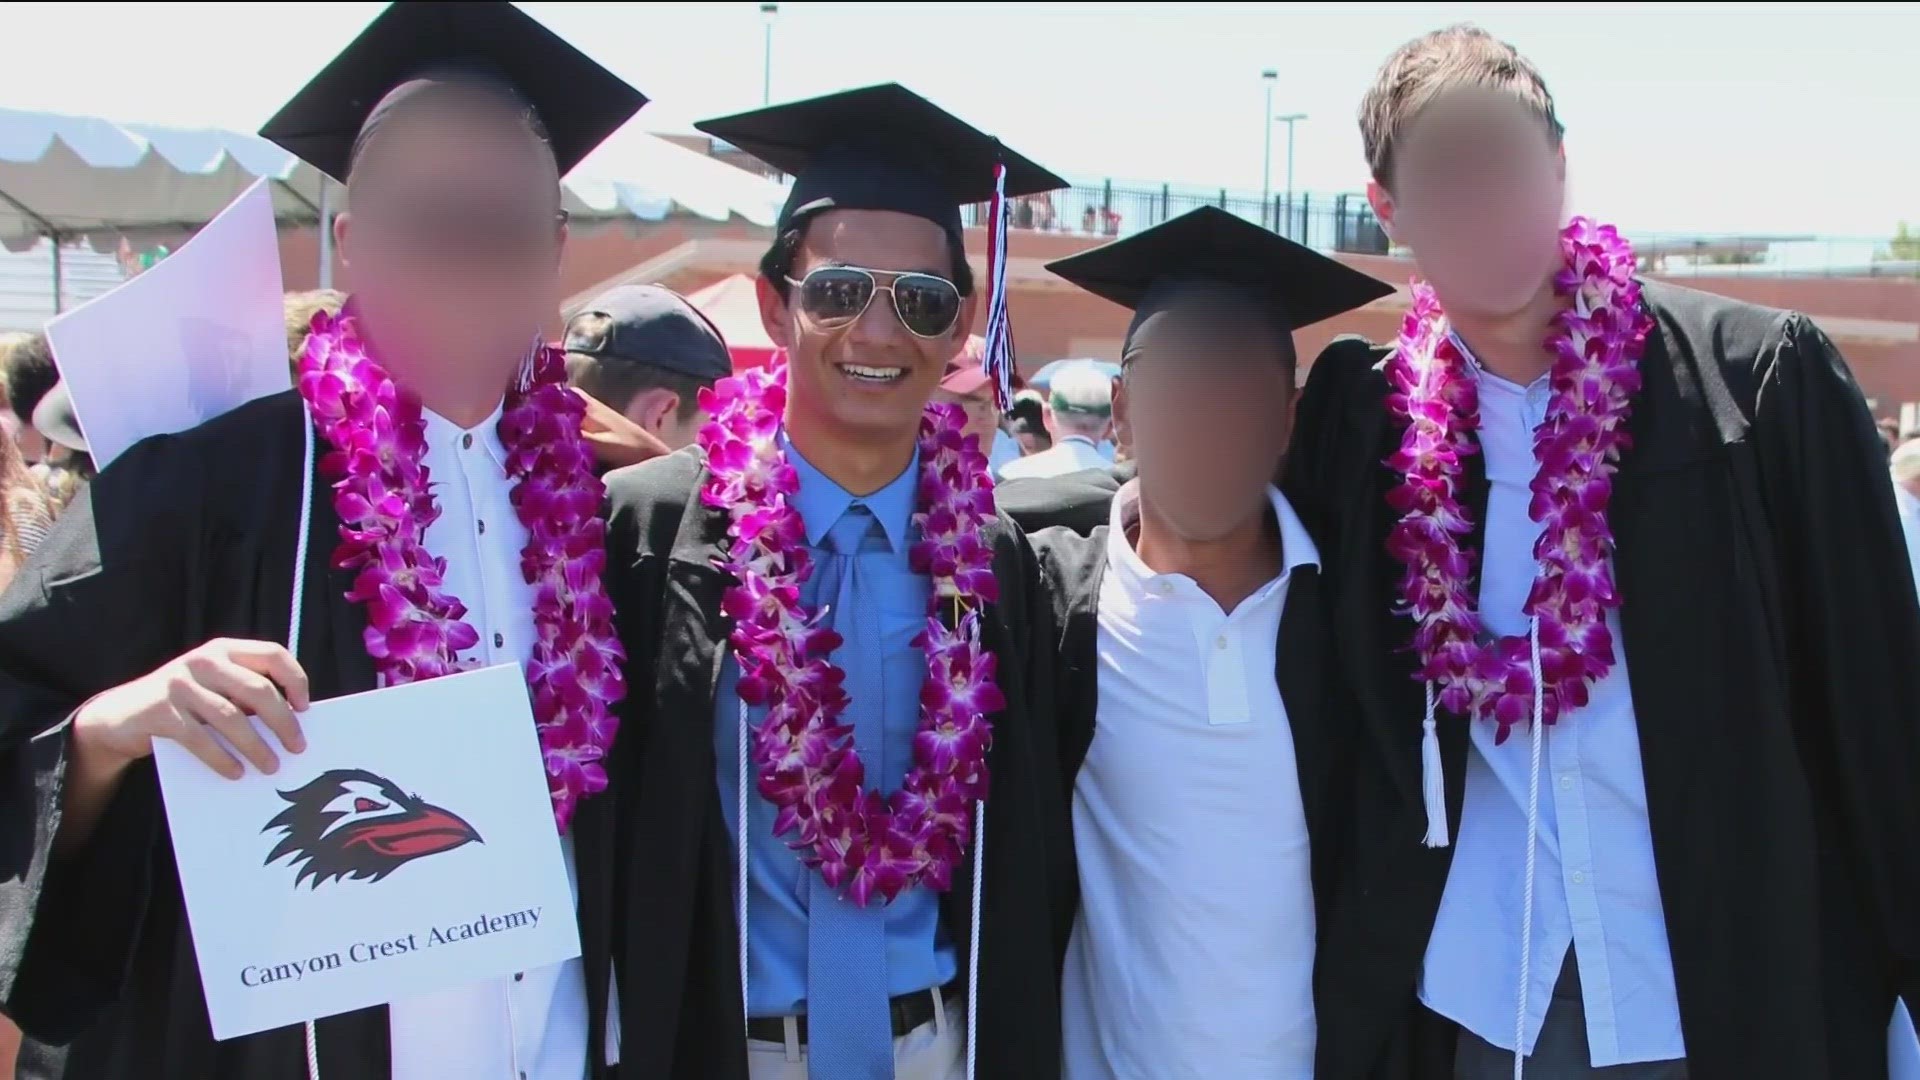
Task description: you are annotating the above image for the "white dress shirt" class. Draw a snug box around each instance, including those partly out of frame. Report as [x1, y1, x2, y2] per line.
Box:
[1062, 482, 1319, 1080]
[996, 434, 1113, 480]
[1419, 357, 1684, 1066]
[1896, 482, 1920, 604]
[385, 407, 609, 1080]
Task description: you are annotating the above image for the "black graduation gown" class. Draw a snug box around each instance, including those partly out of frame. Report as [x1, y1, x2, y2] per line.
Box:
[0, 390, 621, 1080]
[1284, 280, 1920, 1080]
[993, 462, 1134, 538]
[1022, 520, 1353, 945]
[598, 446, 1073, 1080]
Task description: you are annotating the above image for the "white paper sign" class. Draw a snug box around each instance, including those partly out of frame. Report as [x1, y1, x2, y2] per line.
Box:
[45, 179, 289, 469]
[152, 664, 580, 1041]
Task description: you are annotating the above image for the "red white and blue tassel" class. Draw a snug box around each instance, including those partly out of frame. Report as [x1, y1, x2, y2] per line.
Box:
[982, 160, 1016, 411]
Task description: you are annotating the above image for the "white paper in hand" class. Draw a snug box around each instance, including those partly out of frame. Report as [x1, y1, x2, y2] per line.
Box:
[44, 178, 289, 469]
[152, 663, 580, 1041]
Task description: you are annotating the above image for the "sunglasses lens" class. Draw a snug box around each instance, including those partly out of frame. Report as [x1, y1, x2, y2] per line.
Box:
[796, 268, 875, 326]
[892, 274, 963, 337]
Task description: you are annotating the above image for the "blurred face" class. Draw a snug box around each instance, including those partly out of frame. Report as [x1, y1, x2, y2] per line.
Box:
[931, 383, 1000, 448]
[335, 89, 565, 390]
[1368, 86, 1565, 318]
[758, 210, 978, 447]
[1118, 320, 1293, 542]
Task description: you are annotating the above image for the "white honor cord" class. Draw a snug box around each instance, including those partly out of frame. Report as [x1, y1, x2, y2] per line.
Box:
[964, 800, 985, 1080]
[287, 404, 321, 1080]
[736, 697, 752, 1036]
[1513, 616, 1545, 1080]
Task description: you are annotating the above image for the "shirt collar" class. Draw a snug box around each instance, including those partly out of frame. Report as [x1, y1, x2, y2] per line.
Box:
[1105, 479, 1319, 595]
[1449, 330, 1548, 395]
[421, 403, 509, 472]
[783, 434, 919, 553]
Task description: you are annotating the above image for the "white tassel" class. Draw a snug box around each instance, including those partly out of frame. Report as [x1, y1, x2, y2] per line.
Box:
[1420, 681, 1450, 848]
[1513, 617, 1546, 1080]
[515, 330, 541, 394]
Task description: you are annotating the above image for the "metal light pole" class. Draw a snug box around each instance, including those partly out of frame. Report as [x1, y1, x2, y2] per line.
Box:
[1260, 70, 1277, 229]
[760, 3, 779, 105]
[1274, 113, 1306, 237]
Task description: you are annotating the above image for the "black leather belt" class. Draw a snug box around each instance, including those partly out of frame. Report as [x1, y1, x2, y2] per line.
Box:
[747, 983, 957, 1046]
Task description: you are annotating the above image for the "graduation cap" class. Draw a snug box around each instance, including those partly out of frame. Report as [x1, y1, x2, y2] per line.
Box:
[697, 84, 1065, 410]
[695, 83, 1065, 240]
[260, 1, 647, 182]
[1045, 205, 1395, 356]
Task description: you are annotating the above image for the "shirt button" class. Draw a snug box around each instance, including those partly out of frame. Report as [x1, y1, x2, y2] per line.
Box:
[1215, 635, 1228, 650]
[514, 971, 524, 982]
[477, 518, 486, 535]
[494, 633, 505, 648]
[462, 433, 474, 449]
[1572, 870, 1587, 885]
[1559, 775, 1573, 791]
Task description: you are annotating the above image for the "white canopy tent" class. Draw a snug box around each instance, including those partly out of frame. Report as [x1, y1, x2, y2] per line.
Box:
[0, 106, 785, 319]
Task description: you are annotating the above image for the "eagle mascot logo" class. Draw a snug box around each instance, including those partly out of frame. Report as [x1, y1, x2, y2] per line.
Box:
[263, 768, 481, 888]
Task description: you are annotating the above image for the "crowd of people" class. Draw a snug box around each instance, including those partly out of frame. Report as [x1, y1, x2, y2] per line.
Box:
[3, 5, 1920, 1080]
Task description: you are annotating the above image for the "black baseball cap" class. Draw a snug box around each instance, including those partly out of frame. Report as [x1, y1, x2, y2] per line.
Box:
[31, 380, 87, 454]
[563, 285, 732, 381]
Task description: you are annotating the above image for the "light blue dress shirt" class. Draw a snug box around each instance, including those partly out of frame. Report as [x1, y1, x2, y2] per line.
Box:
[1419, 345, 1685, 1067]
[715, 439, 957, 1017]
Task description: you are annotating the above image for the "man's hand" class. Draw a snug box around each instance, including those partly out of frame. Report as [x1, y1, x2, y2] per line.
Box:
[575, 387, 672, 470]
[73, 638, 310, 781]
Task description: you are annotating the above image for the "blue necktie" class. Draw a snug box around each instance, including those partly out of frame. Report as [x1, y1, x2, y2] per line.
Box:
[806, 505, 895, 1080]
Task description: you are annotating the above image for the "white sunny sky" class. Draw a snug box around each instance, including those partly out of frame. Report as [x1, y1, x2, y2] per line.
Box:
[1, 1, 1915, 240]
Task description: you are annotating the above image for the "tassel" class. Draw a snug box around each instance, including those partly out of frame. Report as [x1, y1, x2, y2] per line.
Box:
[1420, 681, 1450, 848]
[514, 330, 541, 394]
[981, 158, 1015, 412]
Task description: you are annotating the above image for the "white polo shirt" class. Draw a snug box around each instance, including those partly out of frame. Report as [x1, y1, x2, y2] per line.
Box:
[1061, 481, 1320, 1080]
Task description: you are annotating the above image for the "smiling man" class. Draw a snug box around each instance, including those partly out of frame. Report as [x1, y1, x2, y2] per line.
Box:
[599, 85, 1073, 1080]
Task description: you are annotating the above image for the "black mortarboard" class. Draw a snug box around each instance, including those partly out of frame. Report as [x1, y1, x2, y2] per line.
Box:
[563, 285, 733, 381]
[1046, 205, 1395, 356]
[260, 1, 647, 183]
[693, 83, 1067, 239]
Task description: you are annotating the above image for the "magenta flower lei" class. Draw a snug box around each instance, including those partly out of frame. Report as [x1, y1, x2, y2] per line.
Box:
[1383, 217, 1651, 744]
[699, 364, 1003, 907]
[296, 307, 626, 831]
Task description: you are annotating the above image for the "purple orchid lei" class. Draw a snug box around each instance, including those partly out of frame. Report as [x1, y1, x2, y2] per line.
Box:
[699, 363, 1003, 906]
[297, 307, 627, 832]
[1383, 217, 1651, 744]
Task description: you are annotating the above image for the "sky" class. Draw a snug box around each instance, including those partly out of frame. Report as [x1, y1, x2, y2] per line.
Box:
[1, 1, 1915, 239]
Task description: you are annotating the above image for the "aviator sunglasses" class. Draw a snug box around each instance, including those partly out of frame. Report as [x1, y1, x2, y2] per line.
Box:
[784, 265, 964, 339]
